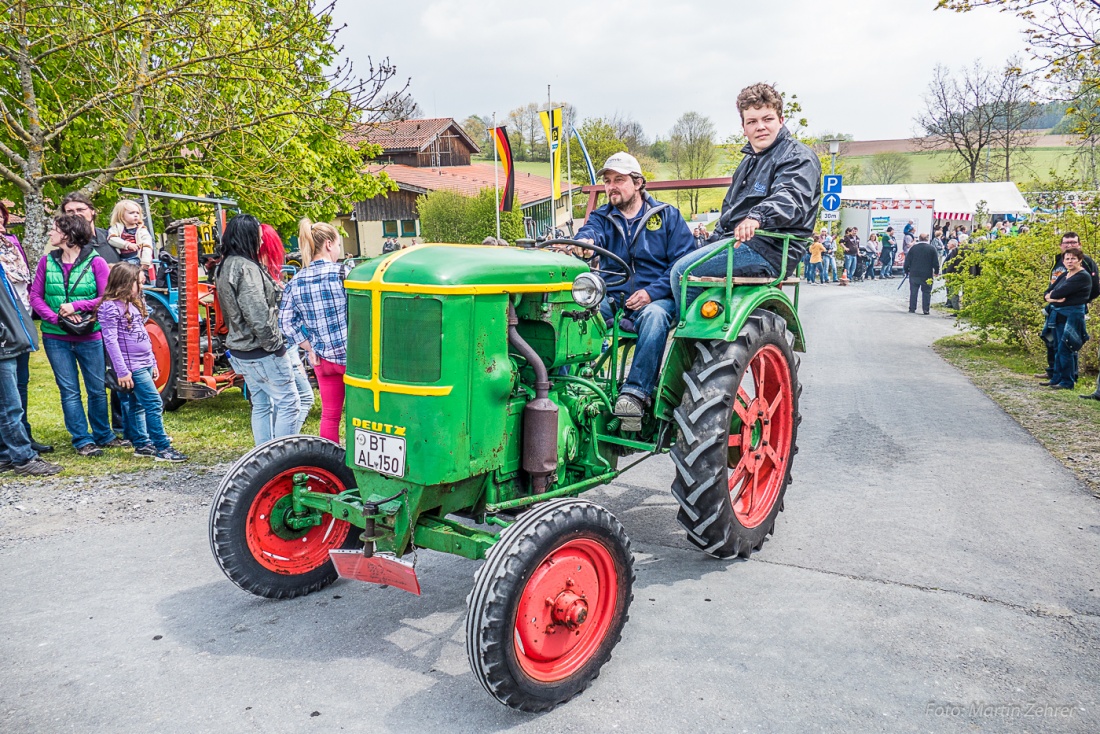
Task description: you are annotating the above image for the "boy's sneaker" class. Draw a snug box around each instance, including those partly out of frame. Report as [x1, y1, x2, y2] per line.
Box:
[133, 444, 157, 458]
[76, 444, 104, 458]
[14, 458, 63, 476]
[154, 447, 188, 463]
[98, 438, 133, 449]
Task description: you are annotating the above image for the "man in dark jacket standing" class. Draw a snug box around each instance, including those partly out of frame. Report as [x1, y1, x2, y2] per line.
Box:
[573, 152, 695, 429]
[0, 265, 62, 475]
[671, 83, 821, 307]
[903, 233, 940, 314]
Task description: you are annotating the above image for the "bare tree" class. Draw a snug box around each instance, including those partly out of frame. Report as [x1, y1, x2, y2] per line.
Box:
[669, 112, 718, 214]
[378, 93, 422, 121]
[916, 62, 1006, 182]
[865, 152, 913, 184]
[608, 113, 649, 155]
[994, 62, 1042, 180]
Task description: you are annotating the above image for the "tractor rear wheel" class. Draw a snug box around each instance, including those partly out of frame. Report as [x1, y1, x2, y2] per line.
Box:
[145, 301, 185, 411]
[670, 309, 801, 559]
[466, 499, 634, 712]
[209, 436, 360, 599]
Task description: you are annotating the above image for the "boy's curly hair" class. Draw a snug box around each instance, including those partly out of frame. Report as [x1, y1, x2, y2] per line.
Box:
[736, 83, 784, 121]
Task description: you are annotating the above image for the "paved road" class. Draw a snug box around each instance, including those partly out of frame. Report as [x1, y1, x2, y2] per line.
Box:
[3, 280, 1099, 733]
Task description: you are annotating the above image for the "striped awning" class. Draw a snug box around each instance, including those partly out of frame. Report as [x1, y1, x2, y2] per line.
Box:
[934, 211, 973, 221]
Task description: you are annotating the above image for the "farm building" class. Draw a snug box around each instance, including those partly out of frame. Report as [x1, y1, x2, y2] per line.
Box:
[341, 118, 577, 255]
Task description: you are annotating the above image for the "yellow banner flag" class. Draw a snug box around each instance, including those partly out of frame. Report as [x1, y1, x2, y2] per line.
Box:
[539, 107, 563, 200]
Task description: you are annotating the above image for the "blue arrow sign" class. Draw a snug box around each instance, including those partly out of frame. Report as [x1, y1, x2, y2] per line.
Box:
[823, 175, 843, 194]
[822, 193, 841, 212]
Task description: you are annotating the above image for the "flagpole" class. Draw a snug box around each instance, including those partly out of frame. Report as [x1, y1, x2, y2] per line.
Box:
[566, 116, 574, 233]
[492, 112, 501, 241]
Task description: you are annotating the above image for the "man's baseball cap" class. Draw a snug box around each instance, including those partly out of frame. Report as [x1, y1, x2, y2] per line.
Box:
[597, 152, 642, 178]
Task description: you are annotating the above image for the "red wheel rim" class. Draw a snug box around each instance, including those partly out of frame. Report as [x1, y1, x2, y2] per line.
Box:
[513, 538, 619, 682]
[245, 467, 351, 574]
[145, 317, 171, 393]
[727, 344, 793, 528]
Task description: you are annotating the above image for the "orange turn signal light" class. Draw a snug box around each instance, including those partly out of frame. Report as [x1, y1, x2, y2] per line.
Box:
[700, 300, 722, 319]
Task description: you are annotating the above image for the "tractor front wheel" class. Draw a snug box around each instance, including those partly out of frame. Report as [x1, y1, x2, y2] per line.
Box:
[466, 499, 634, 712]
[209, 436, 360, 599]
[670, 309, 801, 558]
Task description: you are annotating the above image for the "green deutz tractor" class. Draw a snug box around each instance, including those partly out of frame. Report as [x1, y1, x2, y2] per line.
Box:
[209, 233, 806, 712]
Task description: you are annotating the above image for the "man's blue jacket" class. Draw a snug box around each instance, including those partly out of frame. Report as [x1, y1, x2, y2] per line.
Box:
[574, 193, 695, 302]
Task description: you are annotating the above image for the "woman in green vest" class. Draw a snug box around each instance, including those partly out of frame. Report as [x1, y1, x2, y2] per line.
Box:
[29, 214, 122, 456]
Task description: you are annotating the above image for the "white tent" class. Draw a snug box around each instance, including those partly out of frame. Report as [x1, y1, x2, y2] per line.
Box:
[840, 182, 1031, 220]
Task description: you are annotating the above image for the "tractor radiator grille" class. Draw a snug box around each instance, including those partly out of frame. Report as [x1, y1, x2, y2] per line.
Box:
[382, 296, 442, 383]
[345, 293, 371, 377]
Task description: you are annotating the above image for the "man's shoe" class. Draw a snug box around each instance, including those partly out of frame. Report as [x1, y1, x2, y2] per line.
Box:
[1080, 393, 1100, 401]
[1039, 381, 1054, 386]
[922, 311, 930, 315]
[1050, 384, 1071, 390]
[154, 447, 188, 463]
[30, 441, 54, 454]
[1032, 372, 1051, 378]
[98, 438, 132, 450]
[13, 458, 63, 476]
[133, 444, 157, 458]
[613, 394, 645, 433]
[76, 444, 103, 458]
[0, 461, 13, 473]
[908, 309, 916, 313]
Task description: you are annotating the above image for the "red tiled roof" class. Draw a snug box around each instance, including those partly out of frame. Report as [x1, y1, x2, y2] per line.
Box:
[346, 117, 480, 154]
[366, 163, 580, 207]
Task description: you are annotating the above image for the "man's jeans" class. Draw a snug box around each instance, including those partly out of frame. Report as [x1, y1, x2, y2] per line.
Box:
[43, 337, 115, 448]
[230, 352, 301, 445]
[0, 356, 35, 465]
[120, 367, 173, 451]
[844, 254, 858, 279]
[908, 277, 932, 313]
[823, 255, 838, 281]
[600, 297, 676, 401]
[286, 350, 315, 434]
[881, 250, 895, 277]
[670, 241, 777, 313]
[15, 350, 34, 442]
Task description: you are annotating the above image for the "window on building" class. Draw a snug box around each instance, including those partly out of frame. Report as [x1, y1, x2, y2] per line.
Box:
[382, 220, 398, 238]
[400, 219, 418, 237]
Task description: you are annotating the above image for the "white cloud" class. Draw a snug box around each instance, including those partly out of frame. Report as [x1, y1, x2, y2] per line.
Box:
[336, 0, 1032, 141]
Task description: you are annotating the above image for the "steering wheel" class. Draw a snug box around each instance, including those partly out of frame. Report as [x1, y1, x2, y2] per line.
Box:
[537, 238, 633, 289]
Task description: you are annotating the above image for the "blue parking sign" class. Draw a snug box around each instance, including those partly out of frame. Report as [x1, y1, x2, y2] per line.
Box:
[823, 175, 843, 194]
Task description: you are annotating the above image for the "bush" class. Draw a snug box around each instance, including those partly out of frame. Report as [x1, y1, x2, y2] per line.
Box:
[417, 188, 525, 244]
[944, 209, 1100, 374]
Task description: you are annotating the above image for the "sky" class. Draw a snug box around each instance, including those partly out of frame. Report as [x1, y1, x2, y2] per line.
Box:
[332, 0, 1034, 142]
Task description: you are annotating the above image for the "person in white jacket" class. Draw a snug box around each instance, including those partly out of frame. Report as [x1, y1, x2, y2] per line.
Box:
[106, 200, 154, 271]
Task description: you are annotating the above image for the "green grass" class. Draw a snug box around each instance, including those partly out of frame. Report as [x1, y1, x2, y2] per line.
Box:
[23, 332, 329, 476]
[845, 147, 1082, 185]
[934, 332, 1100, 498]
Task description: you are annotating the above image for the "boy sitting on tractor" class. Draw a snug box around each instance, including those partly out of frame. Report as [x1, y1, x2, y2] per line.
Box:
[570, 152, 696, 430]
[670, 82, 822, 307]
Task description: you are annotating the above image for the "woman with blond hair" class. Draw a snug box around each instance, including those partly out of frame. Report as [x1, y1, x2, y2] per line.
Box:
[279, 218, 348, 442]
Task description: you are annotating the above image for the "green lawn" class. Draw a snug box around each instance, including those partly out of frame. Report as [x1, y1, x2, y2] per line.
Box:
[844, 147, 1082, 185]
[22, 332, 328, 476]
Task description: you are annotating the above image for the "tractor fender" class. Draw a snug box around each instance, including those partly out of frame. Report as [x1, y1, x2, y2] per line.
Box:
[671, 285, 805, 351]
[652, 286, 804, 422]
[143, 289, 178, 322]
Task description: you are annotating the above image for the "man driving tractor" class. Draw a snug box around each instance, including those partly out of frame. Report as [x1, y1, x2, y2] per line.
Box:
[670, 82, 822, 306]
[571, 152, 696, 431]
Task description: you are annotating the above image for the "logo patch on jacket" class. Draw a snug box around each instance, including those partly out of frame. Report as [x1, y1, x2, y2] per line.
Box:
[646, 213, 662, 231]
[752, 182, 767, 195]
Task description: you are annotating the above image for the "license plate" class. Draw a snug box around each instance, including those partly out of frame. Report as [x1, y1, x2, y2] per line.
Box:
[353, 429, 406, 477]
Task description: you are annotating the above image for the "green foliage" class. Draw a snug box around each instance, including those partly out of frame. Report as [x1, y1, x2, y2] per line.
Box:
[417, 188, 524, 244]
[865, 152, 913, 184]
[943, 209, 1100, 350]
[1, 0, 399, 254]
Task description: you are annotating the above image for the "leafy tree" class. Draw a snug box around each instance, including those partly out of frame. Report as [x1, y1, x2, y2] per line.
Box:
[669, 112, 718, 214]
[417, 187, 524, 244]
[1, 0, 401, 255]
[566, 117, 625, 185]
[866, 152, 913, 184]
[463, 115, 491, 155]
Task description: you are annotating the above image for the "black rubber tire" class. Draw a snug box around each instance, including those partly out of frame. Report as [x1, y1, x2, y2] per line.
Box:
[146, 300, 185, 411]
[209, 436, 360, 599]
[670, 310, 801, 559]
[466, 499, 634, 712]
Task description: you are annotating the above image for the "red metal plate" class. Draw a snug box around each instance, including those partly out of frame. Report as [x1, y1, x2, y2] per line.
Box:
[329, 550, 421, 595]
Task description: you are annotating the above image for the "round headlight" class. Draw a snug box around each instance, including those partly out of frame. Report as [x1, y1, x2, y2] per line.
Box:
[571, 272, 605, 308]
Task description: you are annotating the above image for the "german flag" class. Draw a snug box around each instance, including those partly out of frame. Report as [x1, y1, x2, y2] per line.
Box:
[492, 126, 515, 212]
